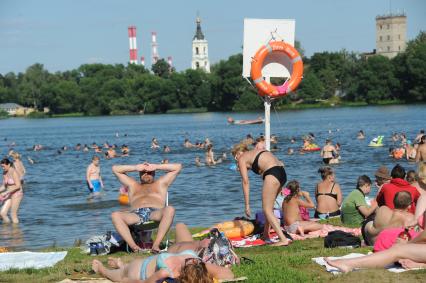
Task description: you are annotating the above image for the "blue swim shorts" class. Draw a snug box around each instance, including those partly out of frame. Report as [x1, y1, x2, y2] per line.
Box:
[88, 179, 101, 193]
[132, 207, 158, 225]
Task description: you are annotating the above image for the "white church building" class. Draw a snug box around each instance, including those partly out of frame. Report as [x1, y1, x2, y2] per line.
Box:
[191, 17, 210, 73]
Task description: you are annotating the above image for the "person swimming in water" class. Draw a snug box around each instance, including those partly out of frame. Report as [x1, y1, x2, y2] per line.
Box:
[86, 156, 104, 197]
[183, 139, 195, 148]
[151, 138, 160, 149]
[163, 145, 171, 153]
[320, 139, 339, 164]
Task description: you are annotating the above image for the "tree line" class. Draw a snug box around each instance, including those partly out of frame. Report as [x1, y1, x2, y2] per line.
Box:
[0, 32, 425, 116]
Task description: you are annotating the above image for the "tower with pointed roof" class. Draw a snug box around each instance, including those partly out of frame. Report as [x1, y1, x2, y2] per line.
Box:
[191, 16, 210, 73]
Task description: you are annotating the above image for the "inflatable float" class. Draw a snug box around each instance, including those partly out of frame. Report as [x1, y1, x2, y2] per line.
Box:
[118, 186, 130, 205]
[227, 117, 264, 125]
[368, 135, 384, 147]
[118, 194, 129, 205]
[229, 164, 237, 171]
[302, 144, 321, 152]
[193, 220, 255, 239]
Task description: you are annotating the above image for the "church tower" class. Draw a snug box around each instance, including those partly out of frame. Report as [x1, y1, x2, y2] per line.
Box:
[191, 16, 210, 73]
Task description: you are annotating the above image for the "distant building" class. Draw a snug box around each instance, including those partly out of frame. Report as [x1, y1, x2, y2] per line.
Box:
[191, 16, 210, 73]
[376, 13, 407, 59]
[0, 103, 35, 116]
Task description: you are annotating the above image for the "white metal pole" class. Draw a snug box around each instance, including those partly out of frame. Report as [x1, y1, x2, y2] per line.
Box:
[264, 77, 271, 151]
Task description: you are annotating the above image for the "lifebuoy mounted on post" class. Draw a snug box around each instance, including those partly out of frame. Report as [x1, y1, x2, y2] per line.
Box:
[250, 41, 303, 98]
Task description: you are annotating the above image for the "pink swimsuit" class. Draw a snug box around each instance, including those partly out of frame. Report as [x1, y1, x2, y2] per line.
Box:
[2, 174, 23, 198]
[373, 227, 420, 252]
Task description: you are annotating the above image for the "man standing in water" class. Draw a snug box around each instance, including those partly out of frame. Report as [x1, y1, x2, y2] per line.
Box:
[86, 156, 104, 197]
[416, 135, 426, 162]
[111, 162, 182, 253]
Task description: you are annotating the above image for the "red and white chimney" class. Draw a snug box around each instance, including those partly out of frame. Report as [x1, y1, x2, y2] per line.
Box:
[140, 56, 145, 66]
[167, 56, 173, 67]
[128, 26, 138, 64]
[151, 32, 159, 65]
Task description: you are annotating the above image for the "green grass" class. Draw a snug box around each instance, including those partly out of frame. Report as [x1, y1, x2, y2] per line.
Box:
[1, 224, 425, 282]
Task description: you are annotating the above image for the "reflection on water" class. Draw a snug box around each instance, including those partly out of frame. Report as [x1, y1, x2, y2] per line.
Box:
[0, 224, 24, 248]
[0, 105, 425, 250]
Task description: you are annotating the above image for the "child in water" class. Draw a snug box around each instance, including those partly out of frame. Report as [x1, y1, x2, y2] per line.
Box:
[282, 180, 323, 236]
[86, 156, 104, 198]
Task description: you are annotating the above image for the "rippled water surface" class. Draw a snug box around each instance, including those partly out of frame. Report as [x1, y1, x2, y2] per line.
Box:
[0, 105, 425, 249]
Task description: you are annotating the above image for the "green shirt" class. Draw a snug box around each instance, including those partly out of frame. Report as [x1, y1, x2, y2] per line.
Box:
[341, 189, 368, 226]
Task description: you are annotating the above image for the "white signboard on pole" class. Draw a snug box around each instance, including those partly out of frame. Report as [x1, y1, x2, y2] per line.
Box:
[242, 18, 295, 78]
[242, 18, 296, 151]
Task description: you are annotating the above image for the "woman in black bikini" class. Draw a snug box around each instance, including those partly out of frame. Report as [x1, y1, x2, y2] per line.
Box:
[232, 143, 290, 247]
[321, 139, 338, 164]
[314, 166, 342, 219]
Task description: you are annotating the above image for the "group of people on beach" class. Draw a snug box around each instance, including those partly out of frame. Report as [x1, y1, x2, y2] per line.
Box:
[3, 126, 426, 282]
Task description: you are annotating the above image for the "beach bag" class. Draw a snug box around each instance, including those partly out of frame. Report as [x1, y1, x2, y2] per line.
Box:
[324, 230, 361, 248]
[198, 228, 240, 267]
[84, 234, 113, 256]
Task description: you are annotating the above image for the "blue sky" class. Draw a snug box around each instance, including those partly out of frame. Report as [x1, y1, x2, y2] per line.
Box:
[0, 0, 425, 74]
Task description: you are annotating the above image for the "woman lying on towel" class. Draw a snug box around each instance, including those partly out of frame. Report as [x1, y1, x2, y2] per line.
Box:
[92, 222, 234, 282]
[282, 180, 323, 235]
[325, 229, 426, 272]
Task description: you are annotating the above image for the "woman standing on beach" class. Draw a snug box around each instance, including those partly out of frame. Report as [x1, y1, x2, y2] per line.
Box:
[0, 158, 23, 223]
[314, 166, 342, 219]
[232, 143, 290, 246]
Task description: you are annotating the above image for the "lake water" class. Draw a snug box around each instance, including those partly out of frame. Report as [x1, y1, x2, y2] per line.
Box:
[0, 105, 424, 250]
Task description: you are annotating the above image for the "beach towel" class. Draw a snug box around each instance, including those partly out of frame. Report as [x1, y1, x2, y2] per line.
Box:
[230, 225, 361, 248]
[59, 277, 248, 283]
[312, 253, 425, 274]
[58, 279, 112, 283]
[0, 251, 67, 271]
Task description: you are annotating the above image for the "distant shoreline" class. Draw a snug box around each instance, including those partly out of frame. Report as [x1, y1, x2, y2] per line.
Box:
[5, 100, 425, 119]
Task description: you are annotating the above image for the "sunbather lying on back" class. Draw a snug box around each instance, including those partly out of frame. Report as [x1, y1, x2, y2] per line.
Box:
[326, 229, 426, 272]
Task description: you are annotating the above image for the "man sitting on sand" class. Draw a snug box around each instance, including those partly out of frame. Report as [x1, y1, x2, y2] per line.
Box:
[376, 164, 420, 214]
[111, 162, 182, 253]
[341, 175, 377, 226]
[363, 191, 415, 245]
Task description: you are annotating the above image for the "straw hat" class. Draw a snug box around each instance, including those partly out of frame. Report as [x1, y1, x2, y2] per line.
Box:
[375, 166, 391, 180]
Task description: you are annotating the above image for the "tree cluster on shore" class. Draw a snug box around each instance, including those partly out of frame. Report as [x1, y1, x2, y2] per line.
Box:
[0, 32, 425, 116]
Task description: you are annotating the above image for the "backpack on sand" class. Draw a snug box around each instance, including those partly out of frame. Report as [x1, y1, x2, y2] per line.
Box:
[198, 228, 240, 267]
[324, 230, 361, 248]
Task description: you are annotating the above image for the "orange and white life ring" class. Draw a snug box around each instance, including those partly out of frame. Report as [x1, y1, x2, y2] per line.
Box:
[250, 41, 303, 98]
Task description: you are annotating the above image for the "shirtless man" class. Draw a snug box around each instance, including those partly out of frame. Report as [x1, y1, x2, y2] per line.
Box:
[86, 156, 104, 196]
[363, 191, 415, 245]
[414, 130, 425, 144]
[416, 135, 426, 162]
[111, 162, 182, 253]
[183, 139, 195, 148]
